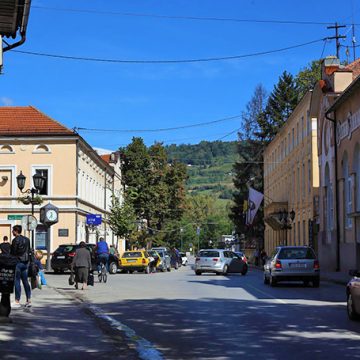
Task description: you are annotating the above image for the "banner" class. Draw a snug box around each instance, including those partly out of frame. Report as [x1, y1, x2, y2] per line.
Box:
[247, 187, 264, 225]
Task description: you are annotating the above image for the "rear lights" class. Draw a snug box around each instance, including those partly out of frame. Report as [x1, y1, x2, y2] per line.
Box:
[68, 252, 75, 257]
[275, 260, 282, 269]
[212, 258, 219, 262]
[195, 257, 200, 262]
[142, 258, 146, 264]
[314, 260, 320, 270]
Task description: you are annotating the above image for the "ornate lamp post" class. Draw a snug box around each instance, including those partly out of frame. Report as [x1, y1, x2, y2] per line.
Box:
[16, 171, 45, 249]
[277, 209, 295, 246]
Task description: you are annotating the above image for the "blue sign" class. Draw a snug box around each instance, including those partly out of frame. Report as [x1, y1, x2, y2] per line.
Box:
[86, 214, 102, 226]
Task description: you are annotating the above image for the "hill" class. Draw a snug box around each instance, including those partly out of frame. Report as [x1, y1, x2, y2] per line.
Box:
[165, 141, 238, 202]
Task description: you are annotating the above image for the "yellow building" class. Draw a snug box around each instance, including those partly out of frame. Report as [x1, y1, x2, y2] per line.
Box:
[0, 106, 124, 254]
[263, 91, 320, 254]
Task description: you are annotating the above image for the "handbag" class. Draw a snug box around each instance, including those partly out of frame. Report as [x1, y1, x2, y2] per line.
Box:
[68, 272, 75, 286]
[87, 272, 94, 286]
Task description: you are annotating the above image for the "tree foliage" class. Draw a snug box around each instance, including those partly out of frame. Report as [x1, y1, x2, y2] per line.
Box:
[295, 60, 321, 100]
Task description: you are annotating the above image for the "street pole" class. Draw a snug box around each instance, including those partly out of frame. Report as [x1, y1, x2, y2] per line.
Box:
[180, 227, 183, 252]
[31, 189, 35, 249]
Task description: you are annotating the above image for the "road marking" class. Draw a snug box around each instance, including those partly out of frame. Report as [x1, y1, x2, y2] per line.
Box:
[87, 304, 164, 360]
[244, 283, 288, 304]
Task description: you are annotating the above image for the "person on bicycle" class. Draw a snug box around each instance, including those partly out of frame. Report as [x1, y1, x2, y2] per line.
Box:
[96, 237, 109, 273]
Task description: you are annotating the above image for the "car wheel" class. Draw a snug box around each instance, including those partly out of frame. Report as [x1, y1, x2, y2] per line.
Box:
[313, 278, 320, 288]
[167, 266, 171, 272]
[223, 265, 228, 275]
[160, 266, 165, 272]
[128, 270, 134, 274]
[109, 262, 118, 274]
[264, 273, 270, 285]
[347, 293, 360, 320]
[195, 271, 202, 276]
[53, 268, 60, 274]
[269, 274, 277, 287]
[145, 266, 150, 274]
[241, 264, 248, 276]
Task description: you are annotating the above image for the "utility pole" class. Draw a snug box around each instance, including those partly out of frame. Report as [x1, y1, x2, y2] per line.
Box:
[352, 24, 356, 62]
[327, 22, 347, 59]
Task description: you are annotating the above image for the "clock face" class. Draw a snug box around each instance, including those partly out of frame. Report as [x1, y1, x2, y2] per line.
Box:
[46, 209, 58, 222]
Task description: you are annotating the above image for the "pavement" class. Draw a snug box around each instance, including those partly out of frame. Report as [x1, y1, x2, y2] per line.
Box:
[0, 279, 139, 360]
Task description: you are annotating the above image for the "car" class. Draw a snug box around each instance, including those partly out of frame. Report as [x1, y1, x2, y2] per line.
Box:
[235, 251, 248, 264]
[119, 250, 151, 274]
[51, 243, 119, 274]
[347, 269, 360, 320]
[263, 246, 320, 287]
[179, 252, 188, 266]
[147, 249, 162, 272]
[151, 248, 171, 272]
[194, 249, 248, 276]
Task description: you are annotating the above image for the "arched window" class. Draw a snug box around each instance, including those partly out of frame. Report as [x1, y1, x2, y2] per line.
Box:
[354, 144, 360, 212]
[33, 144, 50, 153]
[0, 145, 14, 153]
[342, 152, 352, 228]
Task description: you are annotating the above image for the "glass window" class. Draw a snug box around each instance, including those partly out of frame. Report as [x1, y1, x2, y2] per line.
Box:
[278, 247, 316, 259]
[35, 169, 48, 195]
[199, 250, 220, 257]
[355, 146, 360, 212]
[343, 153, 352, 228]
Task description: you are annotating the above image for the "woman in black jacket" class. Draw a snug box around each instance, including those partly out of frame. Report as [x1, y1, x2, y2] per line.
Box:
[72, 241, 92, 290]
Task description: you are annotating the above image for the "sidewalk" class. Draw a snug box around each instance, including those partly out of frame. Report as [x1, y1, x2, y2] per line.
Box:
[249, 264, 350, 286]
[0, 282, 138, 360]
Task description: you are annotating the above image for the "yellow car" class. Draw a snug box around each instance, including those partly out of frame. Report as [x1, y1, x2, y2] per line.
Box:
[120, 250, 151, 274]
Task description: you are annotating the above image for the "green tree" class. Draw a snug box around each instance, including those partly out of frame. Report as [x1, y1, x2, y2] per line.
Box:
[295, 60, 321, 100]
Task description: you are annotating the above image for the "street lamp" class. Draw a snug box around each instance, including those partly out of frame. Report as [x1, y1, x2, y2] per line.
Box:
[16, 171, 46, 248]
[277, 209, 295, 246]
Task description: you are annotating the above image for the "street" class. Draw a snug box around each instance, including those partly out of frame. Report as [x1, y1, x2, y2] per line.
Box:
[44, 262, 360, 360]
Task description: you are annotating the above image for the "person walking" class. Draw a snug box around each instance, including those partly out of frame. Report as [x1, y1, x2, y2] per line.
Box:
[96, 237, 109, 273]
[0, 235, 10, 255]
[72, 241, 92, 290]
[10, 225, 31, 308]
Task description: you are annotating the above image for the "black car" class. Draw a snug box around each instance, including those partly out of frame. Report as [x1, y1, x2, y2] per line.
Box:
[51, 244, 119, 274]
[347, 269, 360, 320]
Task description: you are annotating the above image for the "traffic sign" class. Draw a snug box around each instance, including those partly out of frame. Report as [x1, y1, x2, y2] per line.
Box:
[7, 215, 24, 220]
[21, 215, 38, 231]
[86, 214, 102, 226]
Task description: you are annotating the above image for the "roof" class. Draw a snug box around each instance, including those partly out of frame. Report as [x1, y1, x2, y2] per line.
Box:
[0, 106, 75, 136]
[101, 154, 111, 163]
[345, 58, 360, 79]
[326, 75, 360, 115]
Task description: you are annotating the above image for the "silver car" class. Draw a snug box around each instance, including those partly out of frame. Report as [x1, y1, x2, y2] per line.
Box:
[194, 249, 248, 276]
[263, 246, 320, 287]
[151, 247, 171, 272]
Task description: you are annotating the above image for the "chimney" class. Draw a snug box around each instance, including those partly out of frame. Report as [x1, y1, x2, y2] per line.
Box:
[320, 56, 352, 93]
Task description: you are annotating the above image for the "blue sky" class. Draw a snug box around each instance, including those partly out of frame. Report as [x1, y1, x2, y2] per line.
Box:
[1, 0, 359, 150]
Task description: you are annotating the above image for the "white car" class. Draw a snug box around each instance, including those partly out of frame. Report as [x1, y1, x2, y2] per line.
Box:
[180, 252, 188, 266]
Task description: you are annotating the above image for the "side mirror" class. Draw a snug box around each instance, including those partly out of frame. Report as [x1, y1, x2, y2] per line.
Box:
[349, 269, 360, 277]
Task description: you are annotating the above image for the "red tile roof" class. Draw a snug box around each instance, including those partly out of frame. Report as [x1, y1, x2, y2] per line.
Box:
[346, 58, 360, 79]
[0, 106, 74, 136]
[101, 154, 111, 163]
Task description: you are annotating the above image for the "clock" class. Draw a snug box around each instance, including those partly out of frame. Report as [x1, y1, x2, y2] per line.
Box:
[46, 209, 58, 222]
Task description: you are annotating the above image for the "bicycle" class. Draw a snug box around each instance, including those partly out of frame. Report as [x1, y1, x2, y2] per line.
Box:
[98, 260, 108, 283]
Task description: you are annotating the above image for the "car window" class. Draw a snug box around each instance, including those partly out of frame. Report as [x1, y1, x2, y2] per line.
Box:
[199, 250, 220, 257]
[278, 248, 316, 260]
[122, 252, 142, 258]
[270, 249, 278, 259]
[55, 246, 71, 254]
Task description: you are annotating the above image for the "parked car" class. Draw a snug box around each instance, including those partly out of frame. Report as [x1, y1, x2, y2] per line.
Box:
[179, 252, 188, 266]
[263, 246, 320, 287]
[119, 250, 151, 274]
[235, 251, 248, 264]
[51, 243, 119, 274]
[151, 247, 171, 272]
[147, 249, 162, 272]
[194, 249, 248, 276]
[347, 269, 360, 320]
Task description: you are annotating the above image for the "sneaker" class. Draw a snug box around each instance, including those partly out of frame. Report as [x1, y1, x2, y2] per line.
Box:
[11, 302, 21, 309]
[25, 302, 32, 308]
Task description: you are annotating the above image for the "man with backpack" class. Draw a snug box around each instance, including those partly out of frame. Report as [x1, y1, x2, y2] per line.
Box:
[10, 225, 32, 308]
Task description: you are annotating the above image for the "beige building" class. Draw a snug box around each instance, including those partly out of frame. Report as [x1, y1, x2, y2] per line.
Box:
[264, 91, 320, 255]
[0, 106, 124, 255]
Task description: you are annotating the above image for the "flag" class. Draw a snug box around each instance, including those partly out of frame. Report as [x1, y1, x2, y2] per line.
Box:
[247, 187, 264, 225]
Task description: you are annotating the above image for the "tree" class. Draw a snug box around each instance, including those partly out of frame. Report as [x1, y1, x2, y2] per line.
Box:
[295, 60, 321, 100]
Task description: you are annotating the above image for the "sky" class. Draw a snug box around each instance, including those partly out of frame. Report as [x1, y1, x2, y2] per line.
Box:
[1, 0, 359, 151]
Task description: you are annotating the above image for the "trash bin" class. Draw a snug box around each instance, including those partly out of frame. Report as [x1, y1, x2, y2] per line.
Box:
[0, 254, 17, 319]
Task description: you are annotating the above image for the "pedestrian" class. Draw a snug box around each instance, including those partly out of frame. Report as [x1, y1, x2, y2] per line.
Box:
[34, 250, 47, 286]
[254, 249, 260, 266]
[0, 235, 10, 255]
[10, 225, 31, 308]
[72, 241, 92, 290]
[96, 237, 109, 272]
[260, 249, 267, 266]
[109, 245, 116, 256]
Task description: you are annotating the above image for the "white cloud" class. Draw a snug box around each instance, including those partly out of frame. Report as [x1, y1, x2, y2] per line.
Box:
[0, 97, 14, 106]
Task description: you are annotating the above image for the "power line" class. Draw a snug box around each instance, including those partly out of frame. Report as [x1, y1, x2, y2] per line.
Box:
[11, 38, 327, 64]
[31, 5, 346, 26]
[75, 115, 242, 133]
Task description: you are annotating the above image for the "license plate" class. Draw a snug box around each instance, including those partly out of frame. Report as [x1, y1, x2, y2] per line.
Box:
[127, 259, 136, 263]
[291, 263, 305, 268]
[57, 256, 65, 259]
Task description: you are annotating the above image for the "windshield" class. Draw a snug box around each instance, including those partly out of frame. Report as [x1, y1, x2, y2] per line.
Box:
[147, 251, 158, 257]
[278, 248, 316, 260]
[122, 252, 142, 258]
[199, 250, 220, 258]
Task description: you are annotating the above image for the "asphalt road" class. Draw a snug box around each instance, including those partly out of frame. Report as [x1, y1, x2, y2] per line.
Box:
[48, 263, 360, 360]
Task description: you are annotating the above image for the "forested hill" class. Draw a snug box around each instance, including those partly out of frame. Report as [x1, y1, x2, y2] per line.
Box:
[165, 141, 238, 201]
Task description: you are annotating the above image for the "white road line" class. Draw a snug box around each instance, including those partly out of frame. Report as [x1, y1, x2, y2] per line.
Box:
[244, 283, 288, 304]
[87, 304, 164, 360]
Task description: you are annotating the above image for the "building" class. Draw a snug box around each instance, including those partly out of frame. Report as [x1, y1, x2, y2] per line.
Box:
[311, 57, 360, 272]
[0, 106, 124, 256]
[263, 91, 320, 254]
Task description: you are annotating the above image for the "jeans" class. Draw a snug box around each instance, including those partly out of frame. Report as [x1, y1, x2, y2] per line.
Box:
[15, 262, 31, 302]
[97, 253, 109, 272]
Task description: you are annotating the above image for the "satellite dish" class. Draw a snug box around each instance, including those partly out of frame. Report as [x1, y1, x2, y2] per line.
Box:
[22, 215, 38, 231]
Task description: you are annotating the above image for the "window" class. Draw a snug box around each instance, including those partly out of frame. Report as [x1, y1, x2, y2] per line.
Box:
[301, 116, 304, 140]
[0, 145, 14, 153]
[297, 166, 300, 202]
[342, 153, 352, 228]
[308, 160, 312, 194]
[33, 144, 50, 153]
[302, 162, 305, 199]
[292, 128, 294, 150]
[296, 122, 299, 146]
[325, 163, 333, 231]
[288, 133, 291, 153]
[354, 145, 360, 212]
[303, 220, 306, 245]
[307, 110, 311, 135]
[35, 169, 48, 195]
